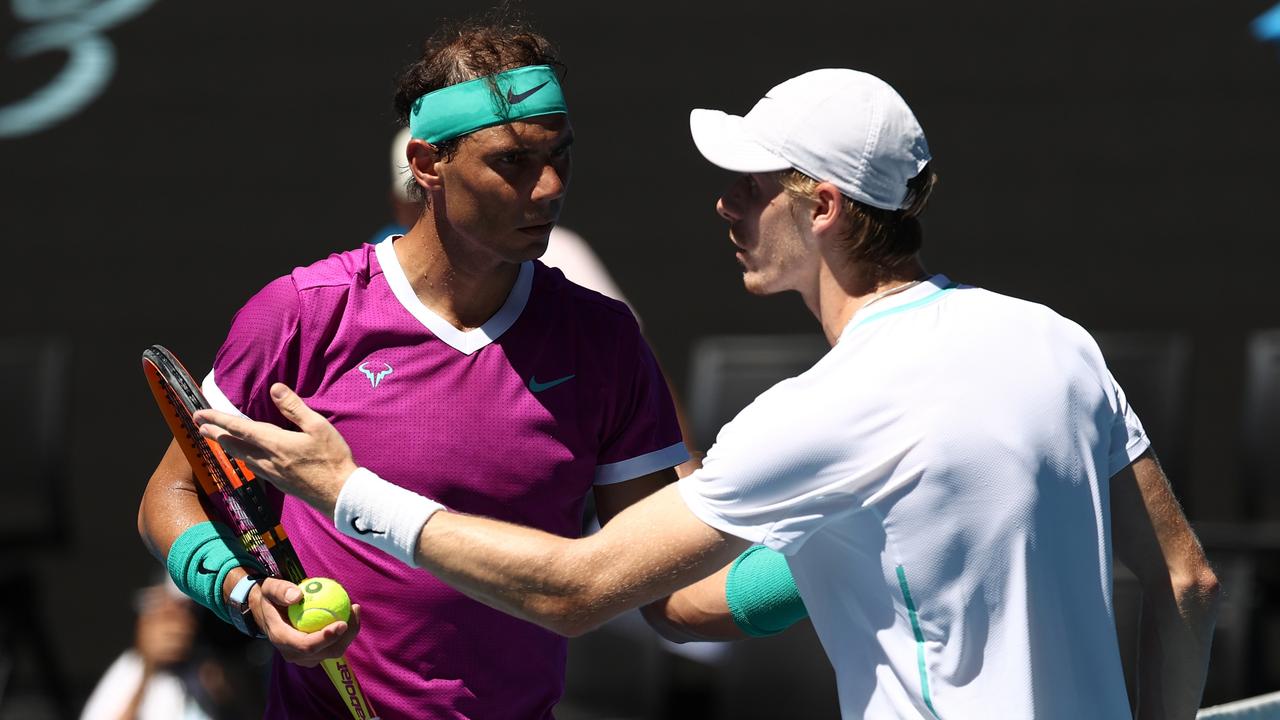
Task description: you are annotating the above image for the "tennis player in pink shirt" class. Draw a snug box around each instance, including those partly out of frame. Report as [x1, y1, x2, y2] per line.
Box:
[139, 18, 708, 719]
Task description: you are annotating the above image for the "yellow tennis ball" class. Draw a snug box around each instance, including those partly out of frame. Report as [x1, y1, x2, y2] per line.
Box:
[287, 577, 351, 633]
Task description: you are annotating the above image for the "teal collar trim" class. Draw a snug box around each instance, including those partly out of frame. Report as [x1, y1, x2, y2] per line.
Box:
[844, 276, 960, 337]
[409, 65, 567, 144]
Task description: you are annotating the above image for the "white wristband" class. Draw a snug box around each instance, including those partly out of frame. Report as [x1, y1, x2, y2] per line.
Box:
[334, 467, 444, 567]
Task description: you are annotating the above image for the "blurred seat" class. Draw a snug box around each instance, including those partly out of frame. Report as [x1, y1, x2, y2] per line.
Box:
[0, 337, 73, 548]
[674, 335, 838, 719]
[1239, 330, 1280, 699]
[687, 334, 830, 447]
[1241, 330, 1280, 520]
[1112, 562, 1141, 714]
[1181, 330, 1280, 705]
[708, 619, 840, 719]
[1190, 330, 1280, 705]
[561, 611, 666, 720]
[1092, 330, 1193, 492]
[0, 336, 72, 719]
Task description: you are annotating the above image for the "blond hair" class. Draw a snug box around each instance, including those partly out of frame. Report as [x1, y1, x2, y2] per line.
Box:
[779, 164, 936, 277]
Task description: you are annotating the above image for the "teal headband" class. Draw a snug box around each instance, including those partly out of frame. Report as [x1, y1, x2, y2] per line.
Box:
[408, 65, 567, 144]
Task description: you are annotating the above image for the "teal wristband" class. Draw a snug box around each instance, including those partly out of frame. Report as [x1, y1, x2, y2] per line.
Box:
[725, 544, 808, 637]
[165, 521, 265, 624]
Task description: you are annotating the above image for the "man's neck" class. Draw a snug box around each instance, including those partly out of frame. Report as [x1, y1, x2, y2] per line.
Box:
[810, 258, 928, 346]
[393, 220, 523, 332]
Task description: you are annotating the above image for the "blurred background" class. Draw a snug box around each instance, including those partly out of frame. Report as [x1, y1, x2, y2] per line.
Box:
[2, 0, 1279, 717]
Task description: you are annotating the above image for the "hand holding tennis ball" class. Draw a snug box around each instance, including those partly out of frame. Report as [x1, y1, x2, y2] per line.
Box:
[287, 577, 352, 633]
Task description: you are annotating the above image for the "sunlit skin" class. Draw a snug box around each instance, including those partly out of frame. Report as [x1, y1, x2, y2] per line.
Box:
[716, 172, 820, 297]
[135, 113, 581, 671]
[187, 158, 1220, 718]
[396, 114, 574, 330]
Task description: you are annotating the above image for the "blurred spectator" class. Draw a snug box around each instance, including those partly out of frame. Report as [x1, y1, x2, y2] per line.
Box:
[368, 127, 421, 246]
[80, 577, 262, 720]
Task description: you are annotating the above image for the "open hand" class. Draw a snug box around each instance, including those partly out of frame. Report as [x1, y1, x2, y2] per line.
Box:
[193, 383, 357, 515]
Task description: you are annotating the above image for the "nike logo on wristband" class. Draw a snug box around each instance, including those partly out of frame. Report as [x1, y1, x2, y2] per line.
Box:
[506, 81, 549, 105]
[350, 517, 386, 536]
[197, 559, 217, 575]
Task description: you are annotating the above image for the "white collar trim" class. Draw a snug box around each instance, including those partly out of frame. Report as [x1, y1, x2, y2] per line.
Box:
[375, 239, 533, 355]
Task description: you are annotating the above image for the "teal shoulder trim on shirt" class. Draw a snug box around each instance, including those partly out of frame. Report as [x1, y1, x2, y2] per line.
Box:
[850, 282, 960, 333]
[725, 544, 808, 637]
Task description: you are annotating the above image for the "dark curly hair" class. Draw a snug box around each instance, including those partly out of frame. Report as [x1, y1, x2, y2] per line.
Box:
[393, 11, 564, 201]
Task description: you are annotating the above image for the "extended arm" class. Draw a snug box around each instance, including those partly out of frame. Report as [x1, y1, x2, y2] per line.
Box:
[593, 469, 752, 642]
[591, 469, 737, 640]
[418, 483, 749, 636]
[1110, 450, 1220, 720]
[194, 384, 752, 637]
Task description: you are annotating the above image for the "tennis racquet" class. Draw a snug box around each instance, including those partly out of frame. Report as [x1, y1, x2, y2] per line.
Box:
[141, 344, 379, 720]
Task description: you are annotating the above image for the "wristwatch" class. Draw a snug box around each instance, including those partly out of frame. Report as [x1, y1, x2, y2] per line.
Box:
[227, 573, 268, 639]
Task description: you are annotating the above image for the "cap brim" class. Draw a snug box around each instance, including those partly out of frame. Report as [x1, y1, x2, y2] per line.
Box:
[689, 109, 791, 173]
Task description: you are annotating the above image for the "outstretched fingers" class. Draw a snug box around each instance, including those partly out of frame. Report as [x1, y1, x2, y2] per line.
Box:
[194, 408, 285, 451]
[269, 383, 327, 434]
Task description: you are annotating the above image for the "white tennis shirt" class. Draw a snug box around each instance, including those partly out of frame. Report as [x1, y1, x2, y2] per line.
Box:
[679, 275, 1148, 719]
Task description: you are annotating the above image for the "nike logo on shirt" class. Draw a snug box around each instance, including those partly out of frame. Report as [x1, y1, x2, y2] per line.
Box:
[507, 81, 550, 105]
[529, 374, 575, 393]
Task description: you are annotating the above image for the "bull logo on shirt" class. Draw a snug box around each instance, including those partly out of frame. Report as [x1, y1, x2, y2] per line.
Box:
[357, 361, 393, 388]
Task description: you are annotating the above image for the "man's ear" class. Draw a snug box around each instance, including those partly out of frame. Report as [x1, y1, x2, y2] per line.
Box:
[408, 139, 444, 193]
[810, 181, 845, 237]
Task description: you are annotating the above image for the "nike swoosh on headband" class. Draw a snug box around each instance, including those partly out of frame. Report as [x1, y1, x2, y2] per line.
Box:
[507, 80, 550, 105]
[410, 65, 567, 144]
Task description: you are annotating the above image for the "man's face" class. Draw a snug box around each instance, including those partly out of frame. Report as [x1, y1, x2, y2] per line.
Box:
[435, 114, 573, 263]
[716, 172, 816, 295]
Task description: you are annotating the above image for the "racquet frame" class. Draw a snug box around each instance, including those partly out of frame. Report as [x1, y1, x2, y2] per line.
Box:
[142, 344, 378, 720]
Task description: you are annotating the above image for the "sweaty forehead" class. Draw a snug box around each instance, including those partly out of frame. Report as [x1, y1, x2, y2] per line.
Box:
[466, 115, 572, 150]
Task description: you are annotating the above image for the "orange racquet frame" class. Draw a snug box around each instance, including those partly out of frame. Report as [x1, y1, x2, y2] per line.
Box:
[142, 344, 379, 720]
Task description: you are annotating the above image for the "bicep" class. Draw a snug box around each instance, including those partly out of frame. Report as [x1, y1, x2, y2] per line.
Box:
[592, 468, 676, 526]
[1110, 450, 1206, 584]
[138, 439, 209, 562]
[207, 275, 301, 420]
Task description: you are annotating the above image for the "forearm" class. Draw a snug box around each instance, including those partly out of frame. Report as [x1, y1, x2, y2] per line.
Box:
[413, 512, 595, 634]
[138, 440, 211, 562]
[642, 563, 744, 642]
[414, 502, 740, 637]
[1112, 453, 1222, 719]
[1134, 571, 1220, 720]
[138, 440, 256, 608]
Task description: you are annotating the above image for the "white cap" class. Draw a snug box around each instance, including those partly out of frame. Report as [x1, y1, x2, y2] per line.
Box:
[689, 69, 931, 211]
